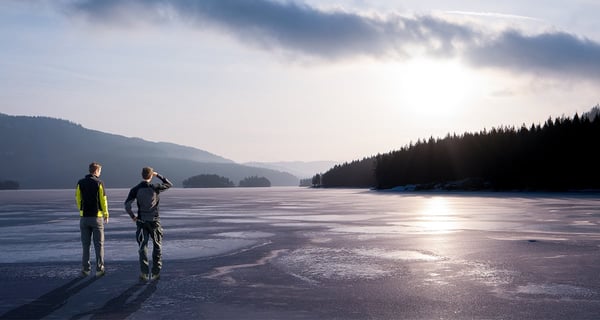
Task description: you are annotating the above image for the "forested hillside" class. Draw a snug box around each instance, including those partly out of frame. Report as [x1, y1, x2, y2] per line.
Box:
[0, 113, 298, 188]
[320, 107, 600, 191]
[321, 157, 376, 188]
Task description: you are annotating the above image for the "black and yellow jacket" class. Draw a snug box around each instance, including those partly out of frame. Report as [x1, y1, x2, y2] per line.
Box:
[76, 174, 109, 218]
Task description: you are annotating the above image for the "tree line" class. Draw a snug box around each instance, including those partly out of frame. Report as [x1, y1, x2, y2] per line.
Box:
[321, 158, 376, 188]
[317, 107, 600, 191]
[0, 179, 19, 190]
[182, 174, 272, 188]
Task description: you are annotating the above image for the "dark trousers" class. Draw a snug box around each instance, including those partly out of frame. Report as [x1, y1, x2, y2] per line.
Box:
[80, 217, 104, 272]
[136, 220, 163, 275]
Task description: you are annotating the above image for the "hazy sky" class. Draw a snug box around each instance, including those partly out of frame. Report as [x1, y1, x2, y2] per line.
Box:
[1, 0, 599, 163]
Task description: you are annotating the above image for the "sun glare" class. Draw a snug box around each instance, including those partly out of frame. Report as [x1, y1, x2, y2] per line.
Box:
[417, 197, 459, 233]
[383, 58, 478, 117]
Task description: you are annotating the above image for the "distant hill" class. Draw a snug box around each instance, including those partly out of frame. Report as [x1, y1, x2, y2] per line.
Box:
[243, 161, 338, 178]
[0, 113, 298, 188]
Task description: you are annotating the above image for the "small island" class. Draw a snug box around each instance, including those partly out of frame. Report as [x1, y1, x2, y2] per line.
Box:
[0, 180, 20, 190]
[239, 176, 271, 187]
[182, 174, 235, 188]
[182, 174, 272, 188]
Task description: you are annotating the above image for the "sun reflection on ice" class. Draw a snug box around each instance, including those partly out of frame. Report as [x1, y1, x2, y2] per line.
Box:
[416, 197, 460, 233]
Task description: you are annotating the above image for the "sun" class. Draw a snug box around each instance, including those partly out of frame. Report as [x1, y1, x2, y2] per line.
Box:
[384, 58, 478, 117]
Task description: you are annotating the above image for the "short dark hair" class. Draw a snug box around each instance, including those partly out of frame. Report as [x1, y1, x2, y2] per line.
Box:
[89, 162, 102, 174]
[142, 167, 154, 180]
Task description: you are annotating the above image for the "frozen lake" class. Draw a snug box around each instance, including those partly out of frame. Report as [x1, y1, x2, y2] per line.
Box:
[1, 187, 599, 319]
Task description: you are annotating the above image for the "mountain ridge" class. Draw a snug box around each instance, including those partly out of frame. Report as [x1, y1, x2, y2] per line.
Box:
[0, 113, 299, 188]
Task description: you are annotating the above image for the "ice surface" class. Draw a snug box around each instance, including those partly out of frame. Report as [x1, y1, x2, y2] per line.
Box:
[0, 239, 259, 263]
[1, 188, 600, 319]
[263, 213, 388, 222]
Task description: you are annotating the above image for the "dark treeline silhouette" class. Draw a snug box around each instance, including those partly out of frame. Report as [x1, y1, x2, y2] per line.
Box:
[320, 107, 600, 191]
[183, 174, 272, 187]
[300, 174, 323, 187]
[299, 178, 312, 187]
[321, 157, 376, 188]
[182, 174, 235, 188]
[239, 176, 271, 187]
[0, 179, 19, 190]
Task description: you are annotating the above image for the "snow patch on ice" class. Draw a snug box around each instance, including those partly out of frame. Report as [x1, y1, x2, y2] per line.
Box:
[213, 219, 267, 224]
[165, 239, 260, 259]
[274, 247, 438, 282]
[215, 231, 275, 239]
[205, 249, 287, 285]
[271, 222, 325, 228]
[354, 248, 440, 261]
[570, 220, 596, 226]
[459, 261, 517, 287]
[544, 255, 568, 259]
[487, 235, 568, 241]
[329, 225, 422, 234]
[276, 248, 391, 281]
[309, 238, 332, 243]
[516, 283, 595, 298]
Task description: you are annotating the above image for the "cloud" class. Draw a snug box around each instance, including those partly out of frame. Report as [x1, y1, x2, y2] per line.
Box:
[65, 0, 476, 58]
[65, 0, 600, 80]
[466, 30, 600, 80]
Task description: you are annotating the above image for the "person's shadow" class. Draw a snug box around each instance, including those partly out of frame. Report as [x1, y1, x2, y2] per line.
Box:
[70, 280, 158, 320]
[0, 275, 159, 320]
[0, 275, 99, 319]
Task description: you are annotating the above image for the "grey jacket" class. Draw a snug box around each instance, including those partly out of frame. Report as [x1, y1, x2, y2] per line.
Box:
[124, 174, 173, 221]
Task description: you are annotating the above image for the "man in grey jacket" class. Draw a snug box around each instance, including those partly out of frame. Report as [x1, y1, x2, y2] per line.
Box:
[125, 167, 173, 281]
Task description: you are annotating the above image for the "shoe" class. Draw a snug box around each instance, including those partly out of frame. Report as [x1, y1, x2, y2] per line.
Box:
[96, 269, 105, 277]
[139, 273, 149, 281]
[151, 273, 160, 281]
[81, 270, 91, 277]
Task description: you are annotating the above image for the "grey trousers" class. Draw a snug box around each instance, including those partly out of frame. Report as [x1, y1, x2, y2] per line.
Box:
[136, 220, 163, 275]
[80, 217, 105, 272]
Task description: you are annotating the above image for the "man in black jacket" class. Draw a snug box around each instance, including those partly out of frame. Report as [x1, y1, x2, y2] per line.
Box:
[76, 162, 109, 277]
[125, 166, 173, 281]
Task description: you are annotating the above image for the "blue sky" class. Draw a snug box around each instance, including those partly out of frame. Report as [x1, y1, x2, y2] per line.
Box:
[1, 0, 599, 162]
